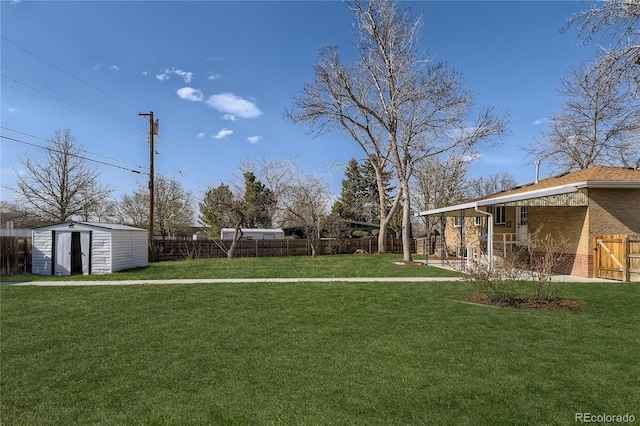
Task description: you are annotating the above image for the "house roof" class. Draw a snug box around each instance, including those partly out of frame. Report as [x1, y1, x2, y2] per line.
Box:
[482, 166, 640, 201]
[420, 165, 640, 217]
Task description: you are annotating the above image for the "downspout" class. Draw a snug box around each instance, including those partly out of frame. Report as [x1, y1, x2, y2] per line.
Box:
[474, 204, 493, 270]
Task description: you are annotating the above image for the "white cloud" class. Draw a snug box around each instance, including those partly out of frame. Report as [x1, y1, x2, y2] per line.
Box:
[533, 118, 549, 125]
[141, 71, 148, 76]
[110, 65, 120, 71]
[462, 152, 481, 162]
[93, 64, 103, 70]
[247, 135, 262, 144]
[2, 104, 17, 113]
[222, 114, 238, 121]
[197, 132, 205, 138]
[177, 87, 204, 102]
[208, 73, 222, 80]
[156, 67, 194, 83]
[206, 93, 262, 120]
[214, 128, 234, 139]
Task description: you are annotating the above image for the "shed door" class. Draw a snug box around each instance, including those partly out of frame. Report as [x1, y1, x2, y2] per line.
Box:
[54, 232, 72, 276]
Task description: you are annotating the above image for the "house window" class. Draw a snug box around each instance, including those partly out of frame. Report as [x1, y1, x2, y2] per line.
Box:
[519, 206, 529, 226]
[495, 206, 506, 225]
[474, 216, 482, 227]
[453, 216, 463, 227]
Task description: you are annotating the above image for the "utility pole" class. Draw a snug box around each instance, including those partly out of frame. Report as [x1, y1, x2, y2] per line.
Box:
[138, 111, 159, 243]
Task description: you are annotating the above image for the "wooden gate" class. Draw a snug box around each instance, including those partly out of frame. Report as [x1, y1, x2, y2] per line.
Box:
[629, 235, 640, 283]
[593, 234, 640, 282]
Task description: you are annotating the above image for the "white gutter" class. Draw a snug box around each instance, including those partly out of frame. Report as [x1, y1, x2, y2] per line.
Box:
[419, 183, 581, 216]
[420, 180, 640, 217]
[575, 180, 640, 189]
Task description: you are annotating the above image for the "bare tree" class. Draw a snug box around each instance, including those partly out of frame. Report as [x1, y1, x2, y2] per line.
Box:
[0, 200, 50, 228]
[14, 129, 113, 223]
[199, 183, 247, 258]
[288, 0, 507, 261]
[239, 156, 302, 227]
[118, 191, 148, 228]
[525, 62, 640, 172]
[467, 171, 518, 198]
[411, 154, 471, 246]
[567, 0, 640, 92]
[119, 175, 194, 239]
[281, 173, 330, 257]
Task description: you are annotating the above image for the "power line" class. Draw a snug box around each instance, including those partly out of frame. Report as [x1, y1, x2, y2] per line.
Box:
[1, 126, 148, 171]
[1, 66, 148, 140]
[1, 77, 147, 143]
[1, 135, 147, 175]
[158, 135, 235, 172]
[1, 36, 140, 112]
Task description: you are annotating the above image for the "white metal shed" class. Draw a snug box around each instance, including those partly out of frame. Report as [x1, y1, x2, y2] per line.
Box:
[32, 222, 148, 276]
[220, 228, 285, 240]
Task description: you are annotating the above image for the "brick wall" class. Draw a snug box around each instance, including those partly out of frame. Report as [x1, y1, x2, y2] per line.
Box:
[588, 188, 640, 236]
[529, 252, 592, 278]
[529, 206, 588, 254]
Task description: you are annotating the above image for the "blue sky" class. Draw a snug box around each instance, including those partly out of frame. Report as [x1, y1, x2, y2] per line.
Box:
[1, 1, 599, 207]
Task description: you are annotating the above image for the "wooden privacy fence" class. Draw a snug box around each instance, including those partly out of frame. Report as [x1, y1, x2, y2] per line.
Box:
[1, 236, 32, 276]
[152, 238, 414, 261]
[593, 234, 640, 282]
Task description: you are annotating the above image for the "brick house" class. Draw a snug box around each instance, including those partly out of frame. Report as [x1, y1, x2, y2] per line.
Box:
[419, 166, 640, 278]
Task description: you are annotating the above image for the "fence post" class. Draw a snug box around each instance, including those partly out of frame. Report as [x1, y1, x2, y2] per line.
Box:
[623, 235, 629, 282]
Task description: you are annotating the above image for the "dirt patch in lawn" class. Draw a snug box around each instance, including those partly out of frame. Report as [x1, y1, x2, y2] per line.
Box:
[458, 294, 585, 311]
[393, 261, 425, 266]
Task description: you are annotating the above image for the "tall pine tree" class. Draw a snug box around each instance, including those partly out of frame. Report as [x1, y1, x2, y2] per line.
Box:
[243, 172, 276, 228]
[332, 158, 391, 224]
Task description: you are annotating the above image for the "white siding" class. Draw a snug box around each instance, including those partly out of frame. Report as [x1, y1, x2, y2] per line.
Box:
[220, 228, 285, 240]
[130, 231, 149, 269]
[32, 231, 53, 275]
[111, 230, 148, 272]
[90, 230, 112, 274]
[31, 222, 147, 275]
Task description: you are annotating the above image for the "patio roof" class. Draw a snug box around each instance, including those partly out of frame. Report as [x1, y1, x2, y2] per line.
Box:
[419, 165, 640, 217]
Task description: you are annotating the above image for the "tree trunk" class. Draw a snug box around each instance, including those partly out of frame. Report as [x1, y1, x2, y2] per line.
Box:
[401, 180, 413, 262]
[377, 216, 389, 254]
[227, 223, 243, 259]
[375, 171, 403, 254]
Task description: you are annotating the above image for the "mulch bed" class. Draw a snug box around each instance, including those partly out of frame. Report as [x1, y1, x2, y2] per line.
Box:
[458, 294, 585, 311]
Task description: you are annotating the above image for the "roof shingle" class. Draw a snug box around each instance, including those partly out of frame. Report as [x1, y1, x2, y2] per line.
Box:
[482, 166, 640, 201]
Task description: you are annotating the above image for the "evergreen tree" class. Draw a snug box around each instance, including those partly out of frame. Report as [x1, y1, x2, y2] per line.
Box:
[243, 172, 276, 228]
[332, 159, 366, 222]
[199, 184, 235, 238]
[332, 158, 392, 224]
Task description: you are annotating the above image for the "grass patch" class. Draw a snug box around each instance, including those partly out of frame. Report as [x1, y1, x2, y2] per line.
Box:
[2, 253, 462, 282]
[2, 282, 639, 424]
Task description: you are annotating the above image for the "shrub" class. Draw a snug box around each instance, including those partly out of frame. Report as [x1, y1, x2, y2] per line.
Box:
[464, 249, 529, 302]
[527, 227, 570, 301]
[322, 214, 351, 255]
[352, 230, 370, 238]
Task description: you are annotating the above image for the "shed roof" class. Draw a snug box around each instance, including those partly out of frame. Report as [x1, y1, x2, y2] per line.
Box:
[33, 221, 147, 232]
[220, 228, 284, 233]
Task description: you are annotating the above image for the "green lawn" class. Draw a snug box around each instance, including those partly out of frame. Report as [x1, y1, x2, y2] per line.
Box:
[2, 281, 638, 425]
[1, 254, 462, 282]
